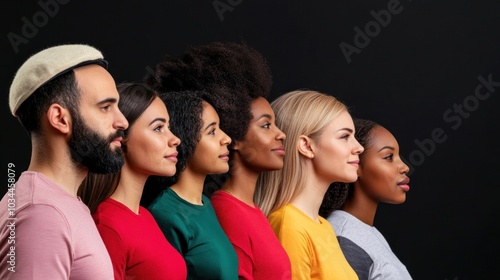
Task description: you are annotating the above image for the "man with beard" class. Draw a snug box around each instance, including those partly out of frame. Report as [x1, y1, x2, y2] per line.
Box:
[0, 44, 129, 279]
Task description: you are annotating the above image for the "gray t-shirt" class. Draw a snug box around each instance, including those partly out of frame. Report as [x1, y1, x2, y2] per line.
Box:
[328, 210, 412, 280]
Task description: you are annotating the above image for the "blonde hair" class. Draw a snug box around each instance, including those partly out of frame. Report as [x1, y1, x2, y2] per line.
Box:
[254, 90, 348, 216]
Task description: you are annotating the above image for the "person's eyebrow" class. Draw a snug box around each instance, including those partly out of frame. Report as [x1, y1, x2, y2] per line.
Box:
[149, 118, 166, 126]
[96, 98, 118, 105]
[337, 128, 354, 133]
[378, 146, 395, 152]
[204, 121, 217, 131]
[257, 114, 272, 120]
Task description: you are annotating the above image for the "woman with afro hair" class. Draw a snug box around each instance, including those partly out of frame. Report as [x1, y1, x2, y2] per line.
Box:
[146, 90, 238, 280]
[145, 41, 292, 280]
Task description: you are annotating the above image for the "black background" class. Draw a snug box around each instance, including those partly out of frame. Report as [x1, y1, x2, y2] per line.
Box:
[2, 1, 499, 279]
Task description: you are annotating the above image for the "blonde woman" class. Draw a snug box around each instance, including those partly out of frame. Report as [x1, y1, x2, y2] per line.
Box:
[255, 90, 363, 280]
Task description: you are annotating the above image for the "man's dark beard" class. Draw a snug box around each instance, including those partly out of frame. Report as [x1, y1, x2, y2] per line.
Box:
[68, 112, 125, 174]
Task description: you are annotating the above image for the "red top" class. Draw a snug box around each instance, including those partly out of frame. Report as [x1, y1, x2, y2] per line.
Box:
[211, 190, 292, 280]
[93, 198, 187, 280]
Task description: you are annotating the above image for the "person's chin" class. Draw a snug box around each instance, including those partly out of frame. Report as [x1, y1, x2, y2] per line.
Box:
[111, 143, 122, 149]
[164, 168, 177, 177]
[261, 162, 283, 172]
[396, 193, 407, 204]
[213, 165, 229, 174]
[343, 174, 358, 183]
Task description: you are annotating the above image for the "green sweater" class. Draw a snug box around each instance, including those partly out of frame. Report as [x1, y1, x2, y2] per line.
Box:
[149, 188, 238, 280]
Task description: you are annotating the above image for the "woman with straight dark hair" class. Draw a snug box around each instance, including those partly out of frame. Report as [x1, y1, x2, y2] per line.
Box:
[79, 82, 186, 280]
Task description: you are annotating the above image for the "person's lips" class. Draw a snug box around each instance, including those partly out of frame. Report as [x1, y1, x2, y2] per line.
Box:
[165, 152, 178, 163]
[271, 146, 285, 156]
[398, 177, 410, 192]
[219, 151, 230, 161]
[348, 159, 359, 168]
[111, 137, 123, 147]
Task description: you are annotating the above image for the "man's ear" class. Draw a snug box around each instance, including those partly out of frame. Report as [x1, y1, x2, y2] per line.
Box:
[297, 135, 315, 159]
[46, 104, 71, 134]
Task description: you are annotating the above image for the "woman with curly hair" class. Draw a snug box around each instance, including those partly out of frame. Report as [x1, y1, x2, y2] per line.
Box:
[146, 91, 238, 280]
[78, 82, 187, 280]
[145, 41, 292, 280]
[322, 118, 413, 280]
[255, 90, 363, 280]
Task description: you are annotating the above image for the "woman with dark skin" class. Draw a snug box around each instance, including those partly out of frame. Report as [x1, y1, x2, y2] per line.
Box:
[145, 41, 292, 280]
[147, 91, 238, 280]
[322, 118, 412, 280]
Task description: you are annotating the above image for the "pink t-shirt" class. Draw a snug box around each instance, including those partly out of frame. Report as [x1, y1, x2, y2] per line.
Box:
[0, 171, 113, 280]
[93, 198, 187, 280]
[211, 190, 292, 280]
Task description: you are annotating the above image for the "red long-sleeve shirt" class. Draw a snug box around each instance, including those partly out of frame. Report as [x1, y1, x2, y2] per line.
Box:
[211, 190, 292, 280]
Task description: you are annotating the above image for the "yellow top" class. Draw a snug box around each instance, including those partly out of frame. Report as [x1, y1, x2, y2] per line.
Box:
[268, 204, 358, 280]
